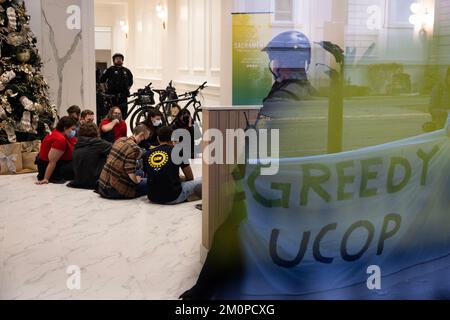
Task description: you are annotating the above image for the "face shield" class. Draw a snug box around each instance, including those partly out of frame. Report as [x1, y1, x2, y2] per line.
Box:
[267, 51, 310, 82]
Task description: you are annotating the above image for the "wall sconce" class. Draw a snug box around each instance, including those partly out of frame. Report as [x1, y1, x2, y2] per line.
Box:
[119, 20, 129, 38]
[409, 2, 434, 34]
[156, 3, 167, 30]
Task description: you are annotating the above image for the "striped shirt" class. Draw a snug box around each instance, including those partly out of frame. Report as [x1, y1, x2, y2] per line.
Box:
[99, 137, 141, 198]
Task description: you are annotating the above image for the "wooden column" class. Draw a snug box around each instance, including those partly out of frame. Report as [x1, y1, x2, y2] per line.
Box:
[202, 106, 261, 250]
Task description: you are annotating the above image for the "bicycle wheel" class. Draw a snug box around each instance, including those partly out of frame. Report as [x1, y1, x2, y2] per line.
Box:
[129, 106, 146, 132]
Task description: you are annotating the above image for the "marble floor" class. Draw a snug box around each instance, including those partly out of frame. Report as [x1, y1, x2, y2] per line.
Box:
[0, 165, 203, 300]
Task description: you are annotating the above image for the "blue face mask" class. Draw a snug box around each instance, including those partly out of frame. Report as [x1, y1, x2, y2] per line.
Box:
[66, 130, 76, 139]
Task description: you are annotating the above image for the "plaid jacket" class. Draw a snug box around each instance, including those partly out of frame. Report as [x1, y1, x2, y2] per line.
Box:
[99, 137, 141, 198]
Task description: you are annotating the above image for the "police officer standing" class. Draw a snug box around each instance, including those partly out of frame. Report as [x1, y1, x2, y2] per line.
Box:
[100, 53, 134, 120]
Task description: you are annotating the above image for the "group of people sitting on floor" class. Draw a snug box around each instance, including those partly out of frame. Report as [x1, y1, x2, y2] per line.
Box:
[35, 105, 202, 206]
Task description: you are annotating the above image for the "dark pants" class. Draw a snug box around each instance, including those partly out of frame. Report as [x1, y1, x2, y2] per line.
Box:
[97, 176, 147, 200]
[37, 158, 74, 182]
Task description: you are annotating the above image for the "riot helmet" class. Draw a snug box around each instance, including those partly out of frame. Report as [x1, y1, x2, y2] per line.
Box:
[262, 31, 311, 80]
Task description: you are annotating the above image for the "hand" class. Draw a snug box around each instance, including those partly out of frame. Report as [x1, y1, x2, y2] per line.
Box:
[36, 179, 49, 185]
[135, 176, 142, 184]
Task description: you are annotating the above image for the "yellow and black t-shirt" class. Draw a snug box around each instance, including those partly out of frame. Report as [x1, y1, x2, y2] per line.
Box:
[143, 144, 189, 203]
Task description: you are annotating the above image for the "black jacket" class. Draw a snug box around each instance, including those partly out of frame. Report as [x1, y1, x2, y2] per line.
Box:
[68, 137, 112, 189]
[260, 78, 317, 119]
[100, 66, 134, 96]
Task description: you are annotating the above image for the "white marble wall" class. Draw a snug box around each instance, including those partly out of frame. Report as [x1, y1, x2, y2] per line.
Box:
[128, 0, 222, 107]
[24, 0, 96, 115]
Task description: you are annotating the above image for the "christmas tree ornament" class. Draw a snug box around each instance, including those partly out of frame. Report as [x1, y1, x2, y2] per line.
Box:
[5, 88, 17, 98]
[7, 32, 25, 46]
[1, 93, 11, 113]
[15, 47, 31, 63]
[20, 25, 35, 44]
[34, 102, 44, 115]
[3, 89, 17, 113]
[19, 95, 35, 111]
[17, 110, 32, 132]
[0, 70, 16, 91]
[7, 7, 17, 31]
[15, 63, 33, 75]
[0, 105, 6, 120]
[4, 121, 17, 143]
[31, 112, 38, 133]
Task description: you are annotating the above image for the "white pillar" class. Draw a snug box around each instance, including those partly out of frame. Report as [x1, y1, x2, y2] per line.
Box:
[81, 0, 97, 110]
[23, 0, 96, 115]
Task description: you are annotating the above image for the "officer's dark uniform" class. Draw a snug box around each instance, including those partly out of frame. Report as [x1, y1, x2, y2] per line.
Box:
[261, 77, 316, 116]
[100, 62, 133, 119]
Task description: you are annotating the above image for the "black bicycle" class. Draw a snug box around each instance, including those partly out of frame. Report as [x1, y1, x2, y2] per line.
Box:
[131, 81, 207, 129]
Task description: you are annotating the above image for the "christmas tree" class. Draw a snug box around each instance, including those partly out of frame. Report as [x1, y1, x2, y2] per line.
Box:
[0, 0, 57, 145]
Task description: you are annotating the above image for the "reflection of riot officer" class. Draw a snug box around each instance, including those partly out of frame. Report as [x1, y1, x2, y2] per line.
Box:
[259, 31, 317, 122]
[258, 31, 317, 159]
[181, 31, 319, 300]
[99, 53, 133, 119]
[182, 31, 320, 299]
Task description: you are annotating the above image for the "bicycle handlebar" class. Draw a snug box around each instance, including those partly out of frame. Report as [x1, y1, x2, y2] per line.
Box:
[186, 81, 208, 96]
[130, 82, 153, 97]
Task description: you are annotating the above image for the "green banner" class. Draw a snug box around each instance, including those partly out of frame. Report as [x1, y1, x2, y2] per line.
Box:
[232, 13, 273, 106]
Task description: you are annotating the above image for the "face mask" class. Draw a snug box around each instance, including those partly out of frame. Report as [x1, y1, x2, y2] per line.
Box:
[152, 119, 162, 127]
[112, 115, 122, 121]
[66, 130, 76, 139]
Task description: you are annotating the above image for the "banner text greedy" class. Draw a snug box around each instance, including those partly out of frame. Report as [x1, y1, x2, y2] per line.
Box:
[248, 145, 440, 208]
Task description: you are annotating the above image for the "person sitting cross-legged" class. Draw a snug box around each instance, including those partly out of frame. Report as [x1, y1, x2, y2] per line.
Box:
[144, 126, 202, 205]
[97, 124, 150, 199]
[68, 122, 112, 190]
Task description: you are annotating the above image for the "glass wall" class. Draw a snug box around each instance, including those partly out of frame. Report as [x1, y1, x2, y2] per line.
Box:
[233, 0, 447, 156]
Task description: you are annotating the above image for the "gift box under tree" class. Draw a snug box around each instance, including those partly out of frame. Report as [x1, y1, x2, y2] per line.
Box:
[0, 142, 22, 174]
